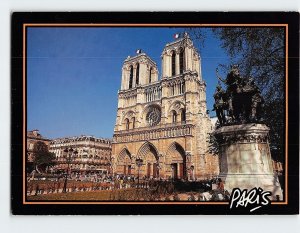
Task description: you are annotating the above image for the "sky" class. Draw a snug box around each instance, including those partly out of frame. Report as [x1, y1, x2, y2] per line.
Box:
[27, 27, 230, 139]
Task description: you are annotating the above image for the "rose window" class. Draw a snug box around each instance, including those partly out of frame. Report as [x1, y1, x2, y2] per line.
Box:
[146, 106, 161, 126]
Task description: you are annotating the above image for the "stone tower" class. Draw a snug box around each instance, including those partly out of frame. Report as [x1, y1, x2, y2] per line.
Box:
[112, 33, 218, 180]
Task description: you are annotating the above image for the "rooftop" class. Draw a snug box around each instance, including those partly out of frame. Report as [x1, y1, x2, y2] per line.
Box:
[50, 135, 112, 144]
[124, 52, 157, 66]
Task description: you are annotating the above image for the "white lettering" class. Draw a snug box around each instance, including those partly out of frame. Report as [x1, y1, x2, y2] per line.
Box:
[229, 187, 271, 213]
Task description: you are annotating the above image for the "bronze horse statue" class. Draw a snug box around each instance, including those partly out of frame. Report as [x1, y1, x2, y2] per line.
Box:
[214, 65, 263, 126]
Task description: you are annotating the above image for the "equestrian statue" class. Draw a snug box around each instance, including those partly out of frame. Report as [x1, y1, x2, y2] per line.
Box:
[213, 65, 264, 127]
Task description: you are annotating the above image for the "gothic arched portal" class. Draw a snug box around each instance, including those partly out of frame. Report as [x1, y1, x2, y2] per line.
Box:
[116, 148, 132, 175]
[137, 142, 160, 178]
[166, 142, 186, 180]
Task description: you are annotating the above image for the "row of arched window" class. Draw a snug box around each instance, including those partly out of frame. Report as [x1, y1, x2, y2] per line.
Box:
[127, 49, 184, 89]
[123, 109, 186, 131]
[145, 86, 161, 102]
[170, 81, 185, 96]
[129, 64, 154, 89]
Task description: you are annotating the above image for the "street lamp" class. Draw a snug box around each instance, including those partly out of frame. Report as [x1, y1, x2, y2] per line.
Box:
[62, 148, 78, 193]
[135, 158, 143, 189]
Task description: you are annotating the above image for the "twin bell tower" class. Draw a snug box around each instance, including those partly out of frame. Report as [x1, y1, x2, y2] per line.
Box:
[112, 33, 218, 180]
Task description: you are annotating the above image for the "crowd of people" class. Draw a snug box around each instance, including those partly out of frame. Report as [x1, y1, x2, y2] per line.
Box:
[27, 169, 228, 201]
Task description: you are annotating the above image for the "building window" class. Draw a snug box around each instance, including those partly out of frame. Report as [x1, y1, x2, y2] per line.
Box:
[172, 51, 176, 76]
[172, 111, 177, 123]
[125, 118, 130, 130]
[171, 85, 175, 96]
[132, 117, 135, 129]
[179, 49, 185, 74]
[129, 65, 133, 88]
[149, 67, 152, 83]
[146, 106, 161, 127]
[136, 63, 140, 85]
[181, 109, 186, 122]
[181, 82, 185, 94]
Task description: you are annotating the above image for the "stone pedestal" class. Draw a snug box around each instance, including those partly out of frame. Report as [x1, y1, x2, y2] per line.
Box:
[214, 123, 283, 200]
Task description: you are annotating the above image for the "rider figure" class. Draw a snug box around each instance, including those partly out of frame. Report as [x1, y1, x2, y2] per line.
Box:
[213, 84, 226, 126]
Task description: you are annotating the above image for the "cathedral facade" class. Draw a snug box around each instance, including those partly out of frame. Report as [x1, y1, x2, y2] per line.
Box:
[112, 33, 219, 180]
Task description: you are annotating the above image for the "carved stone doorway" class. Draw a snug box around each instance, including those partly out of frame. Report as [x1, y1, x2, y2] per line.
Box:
[167, 142, 186, 179]
[137, 142, 160, 178]
[171, 163, 178, 179]
[117, 148, 132, 175]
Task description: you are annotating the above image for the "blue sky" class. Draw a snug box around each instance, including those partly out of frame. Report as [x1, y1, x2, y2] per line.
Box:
[27, 27, 230, 139]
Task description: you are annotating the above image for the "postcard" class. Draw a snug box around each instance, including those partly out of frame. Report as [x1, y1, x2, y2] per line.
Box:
[11, 12, 299, 215]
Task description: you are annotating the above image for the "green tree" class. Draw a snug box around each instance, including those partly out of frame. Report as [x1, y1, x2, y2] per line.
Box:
[190, 27, 285, 162]
[32, 141, 56, 173]
[213, 27, 284, 99]
[213, 27, 285, 162]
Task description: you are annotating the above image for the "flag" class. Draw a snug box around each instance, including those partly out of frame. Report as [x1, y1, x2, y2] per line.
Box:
[174, 33, 180, 39]
[136, 49, 142, 54]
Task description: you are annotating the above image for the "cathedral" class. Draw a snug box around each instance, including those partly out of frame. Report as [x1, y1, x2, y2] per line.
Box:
[112, 33, 219, 180]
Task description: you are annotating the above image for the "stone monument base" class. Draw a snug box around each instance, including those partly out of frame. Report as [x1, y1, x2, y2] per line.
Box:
[214, 123, 283, 200]
[219, 174, 282, 200]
